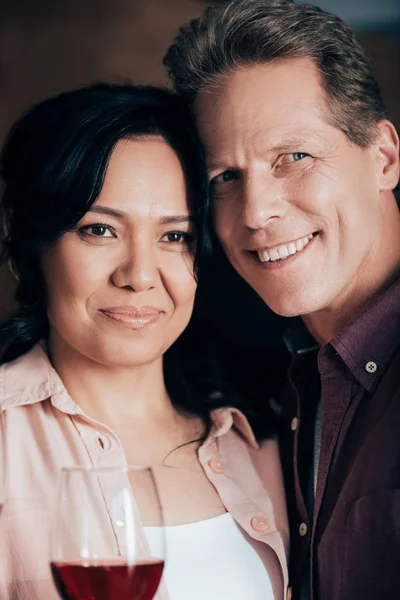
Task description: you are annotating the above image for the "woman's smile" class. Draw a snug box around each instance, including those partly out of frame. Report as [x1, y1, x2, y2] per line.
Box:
[99, 306, 164, 330]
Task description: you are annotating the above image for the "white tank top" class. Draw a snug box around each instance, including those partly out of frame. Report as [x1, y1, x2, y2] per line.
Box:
[145, 512, 276, 600]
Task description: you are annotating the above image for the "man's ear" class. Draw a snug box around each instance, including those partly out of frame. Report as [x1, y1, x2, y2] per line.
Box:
[373, 119, 400, 192]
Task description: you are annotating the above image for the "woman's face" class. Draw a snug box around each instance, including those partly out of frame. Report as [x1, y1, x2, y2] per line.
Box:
[41, 138, 198, 368]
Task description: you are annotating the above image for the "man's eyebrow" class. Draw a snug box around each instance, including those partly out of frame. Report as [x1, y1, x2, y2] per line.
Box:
[205, 135, 322, 170]
[266, 137, 316, 152]
[206, 154, 237, 172]
[206, 163, 230, 173]
[88, 207, 195, 225]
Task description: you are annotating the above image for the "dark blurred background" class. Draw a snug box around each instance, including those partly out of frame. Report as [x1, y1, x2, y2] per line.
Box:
[0, 0, 399, 390]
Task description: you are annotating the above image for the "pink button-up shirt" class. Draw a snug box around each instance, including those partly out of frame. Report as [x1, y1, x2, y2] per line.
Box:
[0, 343, 289, 599]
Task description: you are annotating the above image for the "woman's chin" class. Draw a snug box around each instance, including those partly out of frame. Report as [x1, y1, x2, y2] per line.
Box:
[91, 346, 165, 370]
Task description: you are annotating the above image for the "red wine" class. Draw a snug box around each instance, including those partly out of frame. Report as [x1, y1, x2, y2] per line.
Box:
[51, 558, 164, 600]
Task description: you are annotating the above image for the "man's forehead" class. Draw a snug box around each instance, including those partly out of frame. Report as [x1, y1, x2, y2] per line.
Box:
[197, 105, 330, 164]
[195, 58, 323, 111]
[194, 58, 329, 154]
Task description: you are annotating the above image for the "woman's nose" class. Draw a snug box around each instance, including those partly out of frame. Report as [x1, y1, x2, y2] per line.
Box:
[111, 245, 157, 292]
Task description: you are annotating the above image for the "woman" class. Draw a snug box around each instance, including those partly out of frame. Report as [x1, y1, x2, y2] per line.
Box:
[0, 83, 289, 599]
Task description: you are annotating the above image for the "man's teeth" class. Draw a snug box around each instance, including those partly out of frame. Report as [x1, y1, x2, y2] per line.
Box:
[258, 234, 314, 263]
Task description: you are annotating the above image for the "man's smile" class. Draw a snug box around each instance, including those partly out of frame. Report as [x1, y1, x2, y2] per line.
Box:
[256, 232, 317, 263]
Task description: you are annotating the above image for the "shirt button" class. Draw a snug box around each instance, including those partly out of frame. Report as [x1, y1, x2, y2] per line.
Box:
[251, 515, 270, 533]
[291, 417, 299, 431]
[208, 457, 226, 474]
[365, 361, 377, 373]
[299, 522, 308, 537]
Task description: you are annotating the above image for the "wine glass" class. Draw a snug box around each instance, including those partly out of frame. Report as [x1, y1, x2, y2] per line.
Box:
[0, 410, 6, 512]
[50, 466, 165, 600]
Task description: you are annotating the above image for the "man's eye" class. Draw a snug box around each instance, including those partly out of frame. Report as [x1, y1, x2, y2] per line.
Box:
[79, 224, 114, 238]
[210, 170, 240, 185]
[287, 152, 310, 162]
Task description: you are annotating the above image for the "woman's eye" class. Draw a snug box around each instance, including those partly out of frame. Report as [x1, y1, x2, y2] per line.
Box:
[167, 232, 184, 243]
[80, 224, 114, 238]
[162, 231, 190, 244]
[210, 170, 240, 185]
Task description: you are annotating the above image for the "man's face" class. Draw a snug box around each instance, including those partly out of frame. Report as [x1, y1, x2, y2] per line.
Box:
[195, 58, 399, 322]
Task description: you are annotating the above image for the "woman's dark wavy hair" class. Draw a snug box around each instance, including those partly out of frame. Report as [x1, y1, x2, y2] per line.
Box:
[0, 82, 275, 437]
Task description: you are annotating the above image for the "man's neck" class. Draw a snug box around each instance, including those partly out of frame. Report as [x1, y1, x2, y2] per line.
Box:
[303, 263, 400, 344]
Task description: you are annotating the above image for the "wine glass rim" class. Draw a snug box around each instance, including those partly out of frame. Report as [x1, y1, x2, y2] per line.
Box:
[60, 465, 152, 473]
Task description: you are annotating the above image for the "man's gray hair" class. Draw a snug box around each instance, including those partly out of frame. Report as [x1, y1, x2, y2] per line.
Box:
[164, 0, 387, 148]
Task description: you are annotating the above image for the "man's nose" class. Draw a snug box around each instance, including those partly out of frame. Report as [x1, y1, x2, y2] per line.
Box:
[241, 172, 287, 231]
[111, 242, 157, 292]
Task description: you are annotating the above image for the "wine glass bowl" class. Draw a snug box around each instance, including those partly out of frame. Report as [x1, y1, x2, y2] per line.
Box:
[51, 559, 164, 600]
[50, 466, 165, 600]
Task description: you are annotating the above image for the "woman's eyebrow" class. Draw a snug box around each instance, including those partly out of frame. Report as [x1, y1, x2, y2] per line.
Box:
[88, 205, 125, 219]
[88, 206, 195, 225]
[158, 215, 195, 224]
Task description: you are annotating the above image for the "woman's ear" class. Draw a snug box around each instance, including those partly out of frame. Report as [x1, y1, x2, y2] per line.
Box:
[373, 120, 400, 192]
[7, 258, 19, 283]
[0, 216, 18, 282]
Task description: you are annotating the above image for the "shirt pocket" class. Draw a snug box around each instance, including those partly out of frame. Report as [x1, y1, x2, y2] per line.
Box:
[333, 491, 400, 598]
[344, 489, 400, 534]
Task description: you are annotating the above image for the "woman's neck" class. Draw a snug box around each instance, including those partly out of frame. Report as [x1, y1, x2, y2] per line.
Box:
[48, 333, 176, 429]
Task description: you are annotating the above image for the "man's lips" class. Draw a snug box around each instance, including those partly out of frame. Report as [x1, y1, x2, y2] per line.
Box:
[255, 232, 317, 262]
[242, 231, 319, 270]
[243, 231, 318, 263]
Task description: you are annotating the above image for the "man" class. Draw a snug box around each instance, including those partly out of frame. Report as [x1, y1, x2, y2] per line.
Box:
[164, 1, 400, 599]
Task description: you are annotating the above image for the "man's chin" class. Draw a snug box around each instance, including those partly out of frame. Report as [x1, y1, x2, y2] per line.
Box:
[254, 291, 319, 318]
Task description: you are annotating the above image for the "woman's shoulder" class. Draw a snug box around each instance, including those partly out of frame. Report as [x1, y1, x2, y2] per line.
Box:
[209, 405, 278, 447]
[209, 406, 261, 448]
[0, 342, 51, 410]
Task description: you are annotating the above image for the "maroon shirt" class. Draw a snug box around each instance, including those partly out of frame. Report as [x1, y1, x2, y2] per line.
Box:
[280, 275, 400, 600]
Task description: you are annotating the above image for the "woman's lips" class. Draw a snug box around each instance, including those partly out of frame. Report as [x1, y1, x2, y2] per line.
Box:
[99, 306, 163, 330]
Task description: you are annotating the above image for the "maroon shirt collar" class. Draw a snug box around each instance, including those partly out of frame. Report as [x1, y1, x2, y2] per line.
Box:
[323, 275, 400, 392]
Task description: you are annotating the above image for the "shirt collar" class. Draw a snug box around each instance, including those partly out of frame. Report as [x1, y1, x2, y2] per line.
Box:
[283, 320, 319, 356]
[325, 275, 400, 392]
[1, 343, 259, 450]
[207, 406, 260, 450]
[0, 342, 82, 415]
